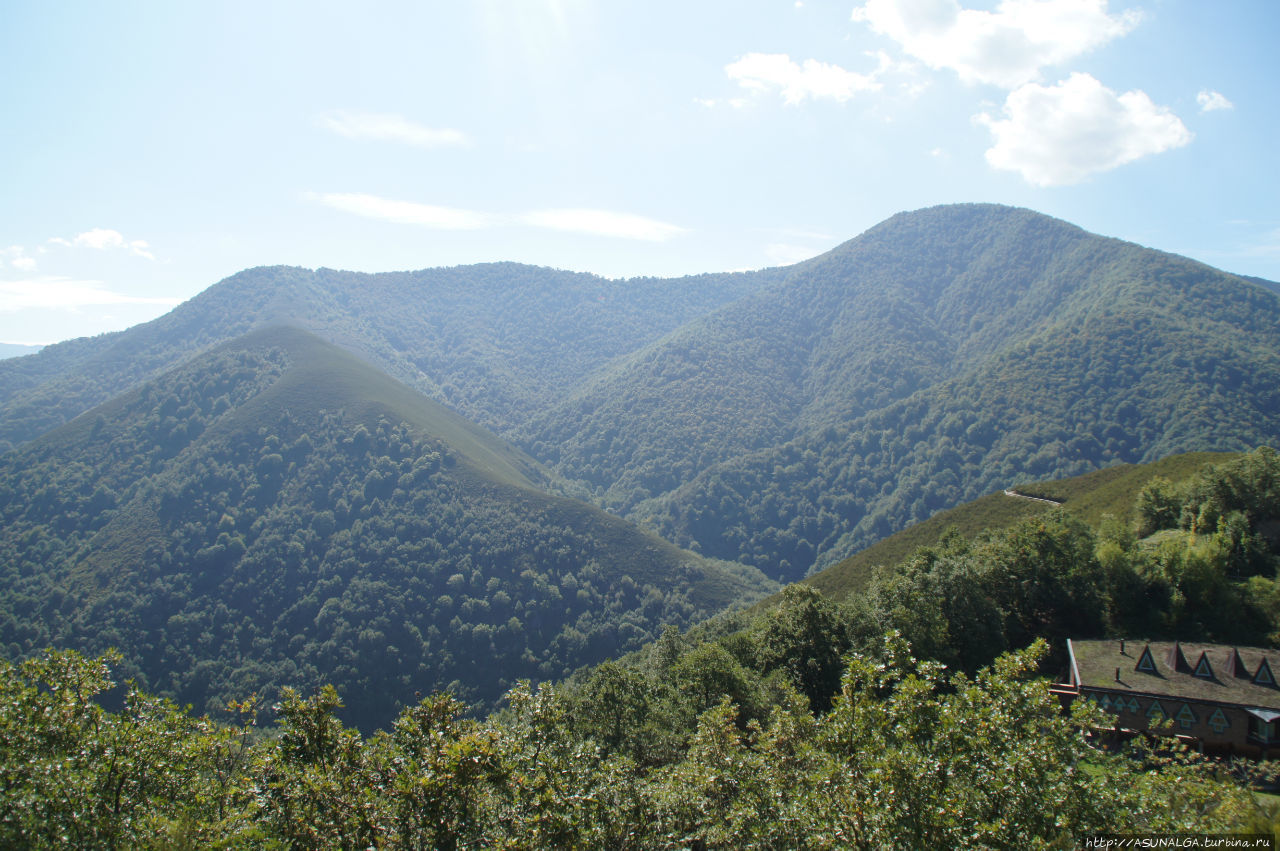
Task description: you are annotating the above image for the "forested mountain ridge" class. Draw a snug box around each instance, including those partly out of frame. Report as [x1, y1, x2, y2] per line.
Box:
[799, 449, 1237, 602]
[0, 326, 773, 729]
[3, 203, 1278, 582]
[532, 204, 1280, 578]
[0, 263, 783, 452]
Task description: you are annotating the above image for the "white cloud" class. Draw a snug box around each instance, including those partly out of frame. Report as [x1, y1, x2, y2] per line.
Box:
[1197, 89, 1233, 112]
[73, 228, 126, 250]
[0, 277, 181, 312]
[977, 72, 1192, 186]
[44, 229, 156, 260]
[308, 192, 492, 229]
[852, 0, 1139, 88]
[69, 228, 156, 260]
[521, 209, 686, 241]
[317, 110, 469, 147]
[694, 96, 748, 110]
[726, 52, 883, 104]
[308, 192, 686, 241]
[2, 246, 36, 271]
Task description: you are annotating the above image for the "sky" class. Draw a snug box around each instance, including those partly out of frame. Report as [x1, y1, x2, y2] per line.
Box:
[2, 0, 1277, 346]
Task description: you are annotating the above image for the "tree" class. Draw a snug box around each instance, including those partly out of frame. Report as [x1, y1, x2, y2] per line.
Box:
[1136, 475, 1182, 537]
[982, 513, 1106, 651]
[0, 650, 228, 849]
[254, 685, 382, 848]
[375, 693, 503, 849]
[754, 585, 853, 713]
[577, 661, 653, 760]
[670, 643, 762, 722]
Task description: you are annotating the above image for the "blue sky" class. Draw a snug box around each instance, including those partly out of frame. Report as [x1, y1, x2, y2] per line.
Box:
[2, 0, 1276, 345]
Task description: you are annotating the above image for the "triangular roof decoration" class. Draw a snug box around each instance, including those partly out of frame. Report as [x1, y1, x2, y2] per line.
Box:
[1225, 648, 1248, 678]
[1255, 657, 1276, 687]
[1166, 642, 1191, 673]
[1193, 651, 1214, 679]
[1135, 645, 1158, 674]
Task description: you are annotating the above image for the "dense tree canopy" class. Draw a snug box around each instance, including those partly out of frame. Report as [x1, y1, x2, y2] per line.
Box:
[4, 205, 1278, 582]
[3, 203, 1280, 844]
[0, 328, 772, 730]
[2, 637, 1268, 849]
[5, 447, 1280, 845]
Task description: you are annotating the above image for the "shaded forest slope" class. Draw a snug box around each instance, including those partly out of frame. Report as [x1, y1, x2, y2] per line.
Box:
[0, 326, 772, 729]
[3, 204, 1277, 583]
[530, 205, 1280, 578]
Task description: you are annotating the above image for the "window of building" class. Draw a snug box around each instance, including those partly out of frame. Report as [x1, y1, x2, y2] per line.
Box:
[1248, 712, 1280, 745]
[1255, 659, 1276, 687]
[1135, 646, 1157, 674]
[1176, 704, 1197, 730]
[1208, 709, 1230, 735]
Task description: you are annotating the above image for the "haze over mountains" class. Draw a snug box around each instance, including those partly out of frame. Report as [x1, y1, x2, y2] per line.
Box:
[0, 344, 42, 361]
[2, 202, 1278, 724]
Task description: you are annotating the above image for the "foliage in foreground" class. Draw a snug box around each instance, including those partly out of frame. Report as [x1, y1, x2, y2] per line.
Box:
[6, 449, 1280, 847]
[1, 639, 1269, 850]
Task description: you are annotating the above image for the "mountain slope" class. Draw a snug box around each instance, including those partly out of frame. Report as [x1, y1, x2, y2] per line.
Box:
[0, 263, 783, 452]
[4, 203, 1277, 583]
[529, 205, 1280, 578]
[0, 326, 773, 729]
[800, 450, 1237, 602]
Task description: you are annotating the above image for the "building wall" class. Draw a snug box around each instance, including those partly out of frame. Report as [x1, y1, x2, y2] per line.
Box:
[1080, 687, 1271, 757]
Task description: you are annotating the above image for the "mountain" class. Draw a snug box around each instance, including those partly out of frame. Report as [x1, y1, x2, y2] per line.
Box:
[0, 263, 783, 453]
[3, 203, 1278, 583]
[530, 205, 1280, 578]
[0, 325, 773, 729]
[1244, 275, 1280, 297]
[0, 343, 42, 360]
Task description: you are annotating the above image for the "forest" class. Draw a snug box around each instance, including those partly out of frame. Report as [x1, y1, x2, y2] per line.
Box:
[3, 205, 1279, 583]
[0, 328, 770, 730]
[3, 448, 1280, 848]
[3, 205, 1280, 845]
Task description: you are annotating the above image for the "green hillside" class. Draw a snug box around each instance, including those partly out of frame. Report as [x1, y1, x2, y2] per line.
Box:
[3, 202, 1278, 602]
[15, 450, 1275, 847]
[803, 450, 1238, 601]
[0, 263, 782, 452]
[546, 204, 1280, 579]
[0, 326, 773, 730]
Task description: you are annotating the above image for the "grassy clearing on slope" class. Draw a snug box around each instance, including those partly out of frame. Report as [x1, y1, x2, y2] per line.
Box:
[803, 451, 1239, 602]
